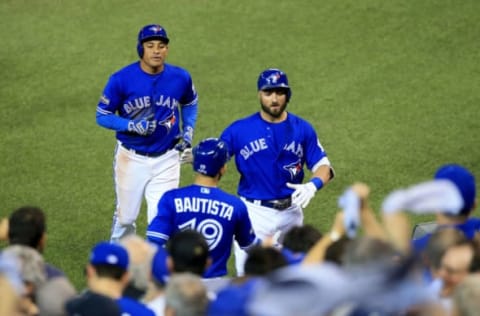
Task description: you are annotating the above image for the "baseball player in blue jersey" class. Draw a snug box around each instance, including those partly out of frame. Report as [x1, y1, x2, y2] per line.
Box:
[146, 138, 259, 278]
[96, 24, 198, 242]
[220, 68, 335, 275]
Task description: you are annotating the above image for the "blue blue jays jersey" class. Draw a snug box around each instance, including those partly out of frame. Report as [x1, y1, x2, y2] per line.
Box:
[96, 62, 198, 153]
[220, 112, 329, 200]
[146, 184, 258, 278]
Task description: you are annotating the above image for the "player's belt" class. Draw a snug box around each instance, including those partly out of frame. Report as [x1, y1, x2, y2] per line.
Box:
[121, 143, 174, 158]
[244, 197, 292, 211]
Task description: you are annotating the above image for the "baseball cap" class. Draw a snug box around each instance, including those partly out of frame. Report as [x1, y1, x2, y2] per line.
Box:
[434, 164, 476, 215]
[89, 241, 129, 270]
[151, 247, 169, 286]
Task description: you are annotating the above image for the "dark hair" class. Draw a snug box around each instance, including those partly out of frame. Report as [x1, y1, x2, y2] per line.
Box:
[424, 227, 467, 269]
[325, 236, 351, 265]
[244, 246, 287, 276]
[92, 264, 127, 280]
[282, 224, 323, 253]
[8, 206, 46, 249]
[167, 230, 209, 276]
[343, 236, 401, 268]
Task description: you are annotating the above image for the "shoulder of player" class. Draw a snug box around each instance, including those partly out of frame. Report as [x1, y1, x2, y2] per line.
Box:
[207, 188, 247, 209]
[107, 62, 142, 85]
[286, 112, 318, 131]
[226, 112, 263, 128]
[287, 112, 313, 124]
[112, 61, 141, 76]
[163, 185, 192, 198]
[163, 63, 193, 77]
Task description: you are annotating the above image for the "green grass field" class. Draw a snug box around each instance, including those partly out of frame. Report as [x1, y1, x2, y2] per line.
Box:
[1, 0, 479, 290]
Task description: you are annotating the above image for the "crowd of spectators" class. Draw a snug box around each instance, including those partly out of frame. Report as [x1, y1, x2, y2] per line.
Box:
[0, 163, 478, 315]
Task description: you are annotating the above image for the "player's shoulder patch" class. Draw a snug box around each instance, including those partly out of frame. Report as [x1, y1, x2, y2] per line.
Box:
[99, 95, 110, 105]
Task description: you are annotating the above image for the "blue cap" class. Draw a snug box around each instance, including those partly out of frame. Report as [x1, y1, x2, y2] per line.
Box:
[151, 247, 169, 285]
[435, 164, 476, 215]
[193, 138, 230, 177]
[89, 242, 129, 270]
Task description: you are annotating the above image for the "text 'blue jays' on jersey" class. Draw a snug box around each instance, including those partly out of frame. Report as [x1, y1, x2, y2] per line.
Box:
[96, 62, 198, 153]
[146, 184, 257, 278]
[220, 112, 329, 200]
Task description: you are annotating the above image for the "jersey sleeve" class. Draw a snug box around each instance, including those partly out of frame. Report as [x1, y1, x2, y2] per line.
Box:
[179, 73, 198, 132]
[219, 125, 235, 157]
[234, 201, 258, 249]
[180, 73, 198, 107]
[146, 195, 175, 246]
[96, 74, 131, 132]
[303, 121, 330, 171]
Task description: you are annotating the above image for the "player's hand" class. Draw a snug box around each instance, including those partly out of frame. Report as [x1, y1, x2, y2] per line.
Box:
[286, 182, 317, 208]
[179, 147, 193, 164]
[175, 126, 194, 164]
[128, 118, 156, 136]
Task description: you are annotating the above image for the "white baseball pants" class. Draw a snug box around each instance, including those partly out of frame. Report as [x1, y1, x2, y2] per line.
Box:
[110, 142, 180, 242]
[234, 200, 303, 276]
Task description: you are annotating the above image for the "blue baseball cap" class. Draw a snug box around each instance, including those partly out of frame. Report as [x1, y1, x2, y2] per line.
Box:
[435, 164, 476, 215]
[89, 242, 129, 270]
[151, 247, 169, 285]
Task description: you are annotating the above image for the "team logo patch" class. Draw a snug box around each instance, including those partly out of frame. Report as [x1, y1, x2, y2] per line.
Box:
[266, 72, 281, 85]
[198, 164, 207, 174]
[149, 25, 163, 33]
[99, 95, 110, 105]
[159, 112, 176, 133]
[283, 159, 302, 180]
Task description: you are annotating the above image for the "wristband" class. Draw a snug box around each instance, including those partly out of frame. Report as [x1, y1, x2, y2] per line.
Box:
[310, 177, 324, 190]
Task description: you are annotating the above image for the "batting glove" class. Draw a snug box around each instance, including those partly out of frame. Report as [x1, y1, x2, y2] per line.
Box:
[128, 118, 157, 136]
[287, 178, 324, 208]
[174, 126, 194, 164]
[179, 148, 193, 164]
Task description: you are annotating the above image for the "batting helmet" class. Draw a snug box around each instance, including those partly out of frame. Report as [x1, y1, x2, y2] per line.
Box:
[257, 68, 292, 101]
[193, 138, 229, 177]
[137, 24, 170, 58]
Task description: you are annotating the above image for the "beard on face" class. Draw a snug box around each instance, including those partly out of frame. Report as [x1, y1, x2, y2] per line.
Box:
[260, 101, 287, 118]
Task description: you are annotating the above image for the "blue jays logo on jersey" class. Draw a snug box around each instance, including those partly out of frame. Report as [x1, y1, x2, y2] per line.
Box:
[283, 159, 303, 180]
[99, 95, 110, 105]
[159, 112, 176, 134]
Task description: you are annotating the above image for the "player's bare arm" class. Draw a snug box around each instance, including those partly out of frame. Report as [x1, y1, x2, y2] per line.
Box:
[311, 164, 333, 186]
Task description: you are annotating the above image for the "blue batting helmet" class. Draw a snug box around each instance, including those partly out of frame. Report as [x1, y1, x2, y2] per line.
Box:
[137, 24, 169, 58]
[257, 68, 292, 101]
[193, 138, 230, 177]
